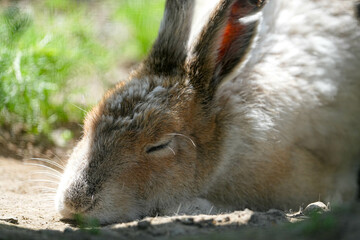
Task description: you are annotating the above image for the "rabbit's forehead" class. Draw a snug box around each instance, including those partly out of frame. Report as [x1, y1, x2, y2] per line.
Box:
[104, 81, 170, 119]
[107, 80, 169, 111]
[91, 77, 192, 135]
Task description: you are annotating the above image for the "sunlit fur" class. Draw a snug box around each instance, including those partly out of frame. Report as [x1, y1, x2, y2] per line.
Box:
[56, 0, 360, 224]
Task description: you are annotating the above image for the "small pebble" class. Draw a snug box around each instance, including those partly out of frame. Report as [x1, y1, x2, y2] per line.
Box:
[302, 201, 329, 216]
[64, 227, 74, 233]
[196, 219, 215, 228]
[0, 217, 19, 224]
[180, 217, 194, 225]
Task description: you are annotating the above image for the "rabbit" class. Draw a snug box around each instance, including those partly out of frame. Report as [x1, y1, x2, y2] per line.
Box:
[55, 0, 360, 224]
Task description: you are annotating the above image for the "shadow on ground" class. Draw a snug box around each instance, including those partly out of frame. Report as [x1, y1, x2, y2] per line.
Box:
[1, 203, 359, 240]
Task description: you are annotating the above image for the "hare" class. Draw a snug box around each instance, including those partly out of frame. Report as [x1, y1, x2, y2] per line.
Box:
[55, 0, 360, 224]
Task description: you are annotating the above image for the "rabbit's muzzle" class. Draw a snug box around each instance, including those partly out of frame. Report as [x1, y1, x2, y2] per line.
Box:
[57, 181, 96, 218]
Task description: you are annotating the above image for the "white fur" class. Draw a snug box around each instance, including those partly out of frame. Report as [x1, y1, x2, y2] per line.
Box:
[210, 0, 360, 207]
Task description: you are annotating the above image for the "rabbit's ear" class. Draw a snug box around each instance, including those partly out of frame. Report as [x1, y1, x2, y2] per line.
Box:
[143, 0, 195, 76]
[188, 0, 266, 102]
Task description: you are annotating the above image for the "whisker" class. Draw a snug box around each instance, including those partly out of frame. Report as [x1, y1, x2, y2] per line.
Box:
[51, 153, 66, 167]
[208, 205, 214, 215]
[32, 186, 57, 193]
[31, 171, 62, 180]
[41, 194, 57, 197]
[41, 195, 56, 198]
[167, 146, 176, 156]
[43, 151, 66, 167]
[41, 196, 56, 200]
[167, 133, 196, 148]
[38, 192, 57, 196]
[24, 163, 62, 174]
[28, 179, 59, 185]
[28, 158, 65, 170]
[38, 151, 66, 167]
[32, 185, 57, 190]
[176, 203, 182, 215]
[40, 195, 56, 199]
[71, 103, 88, 114]
[36, 191, 57, 194]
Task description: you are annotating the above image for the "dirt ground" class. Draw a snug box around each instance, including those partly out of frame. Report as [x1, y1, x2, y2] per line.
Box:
[0, 156, 359, 240]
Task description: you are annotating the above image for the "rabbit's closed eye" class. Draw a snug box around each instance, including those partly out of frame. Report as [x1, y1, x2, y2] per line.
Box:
[146, 139, 173, 154]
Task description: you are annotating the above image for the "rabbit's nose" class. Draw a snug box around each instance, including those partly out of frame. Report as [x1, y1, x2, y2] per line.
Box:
[57, 182, 95, 218]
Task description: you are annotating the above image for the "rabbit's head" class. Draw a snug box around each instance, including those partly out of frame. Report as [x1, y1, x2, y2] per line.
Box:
[56, 0, 266, 223]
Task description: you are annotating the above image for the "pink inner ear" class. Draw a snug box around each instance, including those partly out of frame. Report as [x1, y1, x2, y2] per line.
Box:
[217, 1, 247, 63]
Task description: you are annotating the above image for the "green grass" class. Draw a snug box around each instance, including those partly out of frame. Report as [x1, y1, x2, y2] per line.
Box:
[113, 0, 165, 59]
[0, 0, 165, 143]
[74, 213, 101, 235]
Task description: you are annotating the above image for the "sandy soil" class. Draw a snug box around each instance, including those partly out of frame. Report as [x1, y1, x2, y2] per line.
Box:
[0, 156, 359, 240]
[0, 157, 65, 230]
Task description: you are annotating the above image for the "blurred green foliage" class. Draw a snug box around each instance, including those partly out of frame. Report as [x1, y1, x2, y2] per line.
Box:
[0, 0, 165, 141]
[74, 213, 100, 235]
[113, 0, 165, 58]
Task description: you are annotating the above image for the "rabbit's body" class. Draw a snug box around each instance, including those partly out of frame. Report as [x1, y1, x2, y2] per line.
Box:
[56, 0, 360, 223]
[206, 0, 360, 210]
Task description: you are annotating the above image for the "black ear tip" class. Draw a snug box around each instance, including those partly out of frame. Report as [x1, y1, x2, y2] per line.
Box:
[356, 1, 360, 19]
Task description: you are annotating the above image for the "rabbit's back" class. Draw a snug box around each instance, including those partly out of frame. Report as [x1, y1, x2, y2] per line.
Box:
[209, 0, 360, 209]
